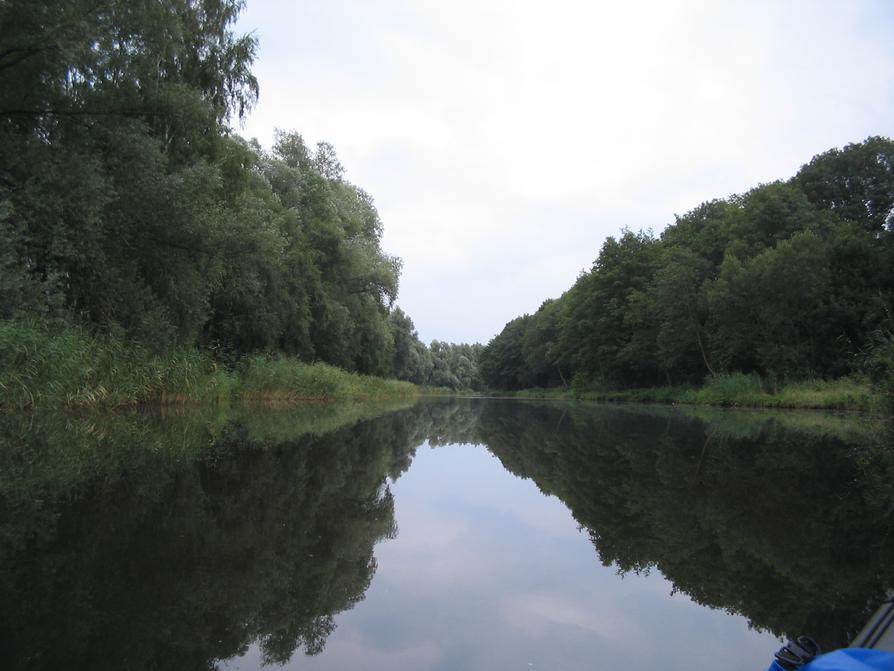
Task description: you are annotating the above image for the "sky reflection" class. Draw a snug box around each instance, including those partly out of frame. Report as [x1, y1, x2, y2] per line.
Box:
[226, 441, 777, 671]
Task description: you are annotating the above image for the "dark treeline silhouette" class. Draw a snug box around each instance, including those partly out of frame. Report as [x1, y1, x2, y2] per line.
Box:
[471, 400, 894, 649]
[0, 0, 479, 388]
[480, 138, 894, 393]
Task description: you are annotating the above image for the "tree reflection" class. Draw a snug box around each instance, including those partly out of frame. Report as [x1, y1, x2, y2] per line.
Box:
[475, 401, 894, 649]
[0, 406, 428, 670]
[1, 399, 890, 668]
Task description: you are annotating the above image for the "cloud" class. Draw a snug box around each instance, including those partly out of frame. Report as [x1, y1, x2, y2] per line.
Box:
[237, 0, 894, 343]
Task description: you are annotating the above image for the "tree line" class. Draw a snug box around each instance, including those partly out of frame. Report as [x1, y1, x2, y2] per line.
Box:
[0, 0, 479, 389]
[480, 138, 894, 391]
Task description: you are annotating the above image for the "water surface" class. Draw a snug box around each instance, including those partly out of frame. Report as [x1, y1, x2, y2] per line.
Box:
[2, 399, 891, 670]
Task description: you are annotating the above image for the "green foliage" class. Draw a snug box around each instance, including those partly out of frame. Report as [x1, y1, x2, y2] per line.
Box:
[521, 299, 568, 387]
[482, 373, 879, 412]
[426, 340, 483, 390]
[569, 371, 593, 399]
[236, 354, 415, 401]
[479, 315, 533, 390]
[0, 319, 416, 408]
[733, 181, 822, 252]
[707, 231, 830, 376]
[383, 309, 482, 390]
[0, 1, 428, 382]
[862, 327, 894, 402]
[0, 0, 259, 338]
[389, 307, 433, 383]
[795, 136, 894, 233]
[558, 229, 663, 386]
[482, 137, 894, 397]
[0, 318, 235, 408]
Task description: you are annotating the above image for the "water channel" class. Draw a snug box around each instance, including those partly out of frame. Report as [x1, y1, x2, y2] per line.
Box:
[2, 398, 892, 670]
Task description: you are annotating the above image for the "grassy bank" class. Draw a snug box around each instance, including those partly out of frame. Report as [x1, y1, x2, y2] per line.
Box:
[0, 319, 416, 409]
[484, 372, 889, 414]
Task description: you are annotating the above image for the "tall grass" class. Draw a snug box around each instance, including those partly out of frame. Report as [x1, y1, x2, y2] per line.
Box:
[0, 318, 235, 408]
[475, 372, 886, 413]
[235, 354, 416, 401]
[690, 373, 877, 411]
[0, 319, 416, 409]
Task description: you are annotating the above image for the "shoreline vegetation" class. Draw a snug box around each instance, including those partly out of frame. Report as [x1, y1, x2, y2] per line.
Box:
[3, 319, 890, 414]
[0, 319, 415, 409]
[0, 2, 482, 398]
[2, 319, 890, 414]
[476, 138, 894, 414]
[476, 373, 889, 415]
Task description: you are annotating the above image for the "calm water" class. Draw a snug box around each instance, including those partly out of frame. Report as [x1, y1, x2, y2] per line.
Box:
[1, 399, 892, 670]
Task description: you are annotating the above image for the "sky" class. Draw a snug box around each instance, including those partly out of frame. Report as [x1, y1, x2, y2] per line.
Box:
[235, 0, 894, 345]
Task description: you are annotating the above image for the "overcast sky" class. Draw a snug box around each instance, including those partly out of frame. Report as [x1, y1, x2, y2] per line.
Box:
[235, 0, 894, 345]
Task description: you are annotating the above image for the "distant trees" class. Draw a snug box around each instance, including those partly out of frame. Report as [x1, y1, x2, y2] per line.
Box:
[381, 308, 483, 389]
[481, 137, 894, 390]
[429, 340, 483, 390]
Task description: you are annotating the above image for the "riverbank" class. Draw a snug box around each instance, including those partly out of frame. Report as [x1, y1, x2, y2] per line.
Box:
[483, 373, 890, 414]
[0, 319, 416, 409]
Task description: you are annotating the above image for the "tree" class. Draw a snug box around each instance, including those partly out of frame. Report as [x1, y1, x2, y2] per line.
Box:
[521, 299, 567, 387]
[732, 182, 820, 254]
[0, 0, 259, 344]
[479, 316, 533, 390]
[661, 199, 737, 270]
[651, 247, 715, 380]
[707, 232, 830, 376]
[483, 138, 894, 389]
[795, 136, 894, 234]
[557, 230, 662, 386]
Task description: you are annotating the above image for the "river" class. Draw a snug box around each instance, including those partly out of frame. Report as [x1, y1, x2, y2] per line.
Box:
[2, 398, 891, 670]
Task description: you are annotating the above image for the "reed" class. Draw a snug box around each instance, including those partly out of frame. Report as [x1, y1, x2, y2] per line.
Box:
[0, 319, 416, 409]
[234, 354, 416, 401]
[472, 372, 885, 413]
